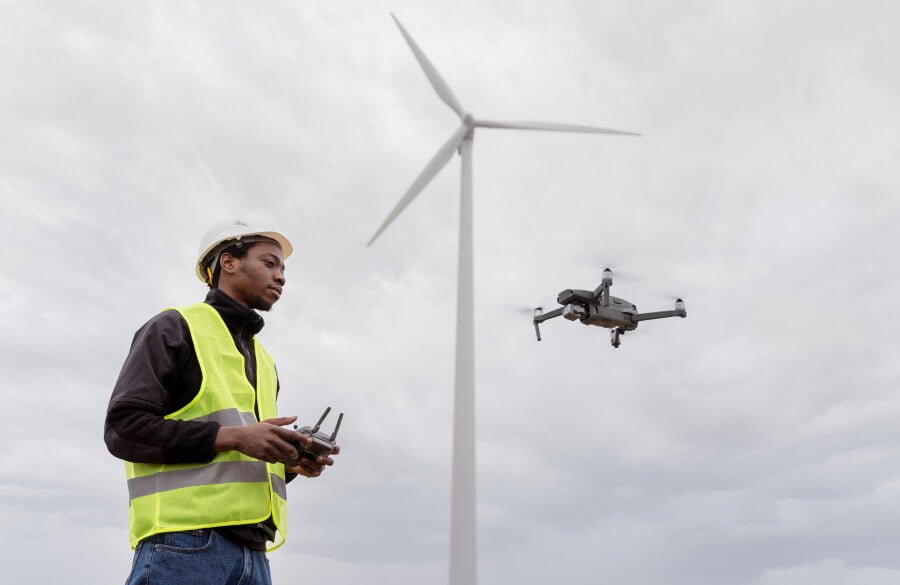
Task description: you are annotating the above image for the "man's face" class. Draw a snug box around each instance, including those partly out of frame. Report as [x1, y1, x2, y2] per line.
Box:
[221, 241, 286, 311]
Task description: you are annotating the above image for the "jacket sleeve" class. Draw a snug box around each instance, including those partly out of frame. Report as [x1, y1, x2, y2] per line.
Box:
[104, 310, 221, 464]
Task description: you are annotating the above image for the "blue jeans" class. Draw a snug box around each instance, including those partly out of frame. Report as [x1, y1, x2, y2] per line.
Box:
[124, 529, 272, 585]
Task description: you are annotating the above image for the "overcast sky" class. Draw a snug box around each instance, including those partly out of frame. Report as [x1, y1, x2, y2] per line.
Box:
[3, 1, 900, 584]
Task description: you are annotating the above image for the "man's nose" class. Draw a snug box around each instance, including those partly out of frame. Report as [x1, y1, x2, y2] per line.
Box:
[275, 269, 286, 285]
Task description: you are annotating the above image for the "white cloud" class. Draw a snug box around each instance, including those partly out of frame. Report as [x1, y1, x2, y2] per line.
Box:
[3, 1, 900, 584]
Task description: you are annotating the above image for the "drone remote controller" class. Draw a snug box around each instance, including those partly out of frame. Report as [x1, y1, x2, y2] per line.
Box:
[280, 407, 343, 467]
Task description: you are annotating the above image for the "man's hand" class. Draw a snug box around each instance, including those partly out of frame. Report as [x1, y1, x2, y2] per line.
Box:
[286, 444, 341, 478]
[215, 416, 311, 464]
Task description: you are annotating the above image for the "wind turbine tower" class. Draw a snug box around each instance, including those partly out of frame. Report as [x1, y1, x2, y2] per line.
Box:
[368, 15, 639, 585]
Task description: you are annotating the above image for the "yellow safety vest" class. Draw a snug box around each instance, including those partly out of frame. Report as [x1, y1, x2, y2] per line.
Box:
[125, 302, 288, 551]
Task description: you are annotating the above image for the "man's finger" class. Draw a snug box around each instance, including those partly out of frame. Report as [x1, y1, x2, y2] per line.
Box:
[262, 416, 297, 426]
[299, 457, 323, 471]
[273, 426, 311, 445]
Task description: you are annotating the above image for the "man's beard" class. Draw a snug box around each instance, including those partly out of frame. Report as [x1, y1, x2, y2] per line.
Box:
[248, 294, 274, 312]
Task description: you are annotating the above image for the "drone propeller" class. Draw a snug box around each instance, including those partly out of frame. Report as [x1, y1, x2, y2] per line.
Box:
[650, 294, 684, 301]
[598, 266, 644, 283]
[647, 292, 689, 304]
[580, 264, 641, 285]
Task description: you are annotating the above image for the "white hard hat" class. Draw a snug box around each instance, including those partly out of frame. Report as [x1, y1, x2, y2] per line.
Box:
[195, 218, 293, 284]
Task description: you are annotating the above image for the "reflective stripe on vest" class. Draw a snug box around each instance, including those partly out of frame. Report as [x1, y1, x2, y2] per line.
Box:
[124, 302, 288, 551]
[128, 459, 287, 500]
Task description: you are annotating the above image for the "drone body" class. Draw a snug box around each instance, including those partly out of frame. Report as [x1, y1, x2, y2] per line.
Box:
[533, 268, 686, 348]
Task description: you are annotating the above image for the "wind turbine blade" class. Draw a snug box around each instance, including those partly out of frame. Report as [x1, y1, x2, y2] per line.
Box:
[392, 14, 466, 119]
[475, 118, 640, 136]
[367, 123, 470, 246]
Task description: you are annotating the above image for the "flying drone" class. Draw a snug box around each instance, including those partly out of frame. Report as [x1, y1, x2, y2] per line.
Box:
[532, 268, 686, 348]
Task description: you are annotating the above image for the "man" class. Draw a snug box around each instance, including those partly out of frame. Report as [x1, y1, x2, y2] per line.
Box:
[106, 218, 338, 585]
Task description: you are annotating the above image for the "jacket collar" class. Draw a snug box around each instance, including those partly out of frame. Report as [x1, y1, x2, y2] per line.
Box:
[205, 288, 265, 338]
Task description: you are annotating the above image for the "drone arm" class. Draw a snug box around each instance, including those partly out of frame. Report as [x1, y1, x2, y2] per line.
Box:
[591, 283, 610, 306]
[532, 307, 564, 341]
[592, 269, 613, 305]
[631, 308, 687, 322]
[533, 307, 564, 323]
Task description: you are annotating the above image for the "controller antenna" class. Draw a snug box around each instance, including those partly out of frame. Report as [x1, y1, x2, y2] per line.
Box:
[330, 413, 344, 442]
[311, 407, 332, 434]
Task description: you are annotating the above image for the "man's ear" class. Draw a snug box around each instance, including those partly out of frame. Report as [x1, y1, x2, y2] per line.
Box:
[219, 252, 238, 276]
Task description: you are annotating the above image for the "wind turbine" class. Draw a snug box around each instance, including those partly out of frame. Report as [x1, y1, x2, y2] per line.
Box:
[368, 15, 639, 585]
